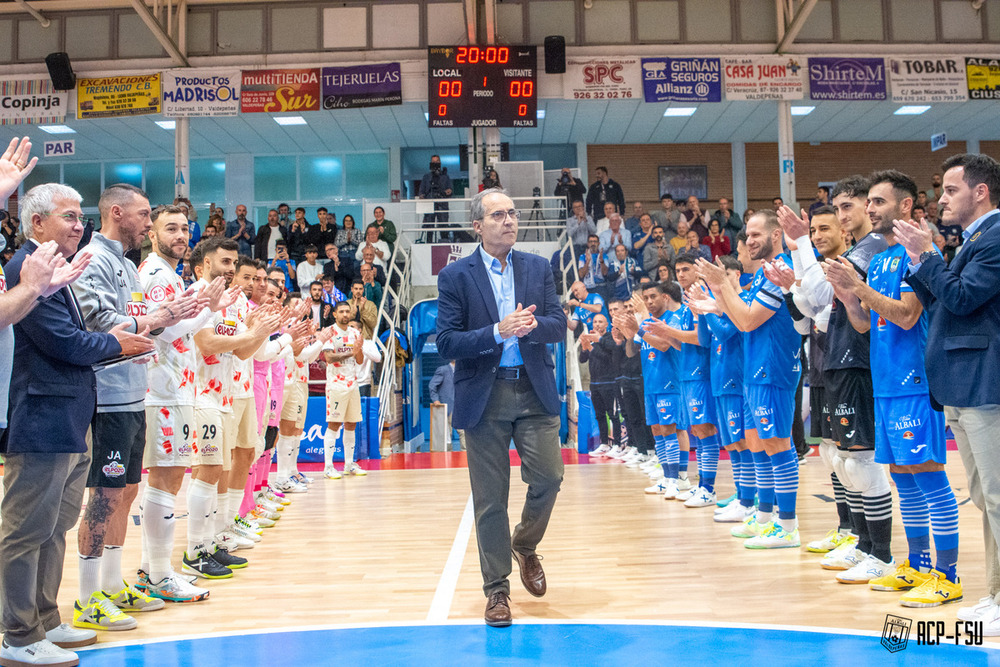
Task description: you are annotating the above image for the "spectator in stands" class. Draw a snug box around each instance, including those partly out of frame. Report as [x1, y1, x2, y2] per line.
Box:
[429, 359, 464, 450]
[0, 209, 17, 252]
[359, 246, 386, 285]
[277, 202, 292, 226]
[566, 199, 596, 257]
[356, 224, 390, 271]
[744, 207, 755, 221]
[268, 239, 296, 291]
[652, 193, 682, 235]
[479, 168, 502, 192]
[371, 206, 397, 255]
[631, 213, 655, 268]
[711, 196, 742, 248]
[321, 242, 349, 293]
[808, 186, 830, 218]
[306, 280, 335, 329]
[174, 196, 201, 247]
[226, 204, 256, 257]
[348, 279, 377, 339]
[287, 207, 311, 262]
[684, 196, 709, 238]
[606, 243, 638, 300]
[319, 275, 346, 306]
[359, 262, 384, 305]
[701, 218, 731, 260]
[586, 166, 626, 222]
[598, 212, 631, 253]
[926, 172, 943, 201]
[595, 201, 617, 236]
[684, 229, 712, 261]
[624, 202, 646, 238]
[309, 207, 337, 251]
[578, 234, 607, 292]
[202, 220, 219, 238]
[643, 224, 675, 277]
[297, 244, 323, 292]
[255, 208, 285, 262]
[418, 155, 453, 242]
[654, 261, 674, 284]
[554, 167, 586, 218]
[669, 219, 689, 254]
[566, 280, 608, 332]
[772, 196, 783, 210]
[916, 191, 929, 208]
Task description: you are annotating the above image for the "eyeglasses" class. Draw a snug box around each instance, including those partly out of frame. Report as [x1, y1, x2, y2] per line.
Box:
[486, 209, 520, 223]
[56, 213, 84, 224]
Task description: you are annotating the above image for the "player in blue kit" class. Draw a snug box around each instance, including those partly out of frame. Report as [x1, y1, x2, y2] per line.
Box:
[618, 282, 687, 499]
[643, 253, 722, 508]
[827, 170, 961, 607]
[693, 210, 802, 549]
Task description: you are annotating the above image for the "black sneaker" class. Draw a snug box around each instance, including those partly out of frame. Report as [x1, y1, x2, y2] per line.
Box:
[212, 547, 248, 570]
[181, 550, 233, 579]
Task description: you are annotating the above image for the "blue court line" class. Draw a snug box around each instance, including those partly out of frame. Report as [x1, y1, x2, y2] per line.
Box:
[78, 621, 997, 666]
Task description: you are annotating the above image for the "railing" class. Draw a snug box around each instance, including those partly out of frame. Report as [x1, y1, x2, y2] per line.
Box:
[393, 195, 569, 244]
[373, 238, 411, 441]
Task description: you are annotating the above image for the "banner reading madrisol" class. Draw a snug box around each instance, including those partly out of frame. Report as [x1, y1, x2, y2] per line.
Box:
[162, 69, 241, 117]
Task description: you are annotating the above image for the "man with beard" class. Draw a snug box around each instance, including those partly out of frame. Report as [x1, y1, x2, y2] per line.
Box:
[72, 185, 207, 631]
[692, 210, 803, 549]
[225, 204, 255, 258]
[137, 205, 236, 602]
[829, 171, 960, 606]
[306, 280, 335, 329]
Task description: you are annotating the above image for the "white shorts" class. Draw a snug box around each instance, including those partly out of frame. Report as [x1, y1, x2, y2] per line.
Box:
[281, 382, 308, 430]
[142, 405, 195, 469]
[194, 407, 226, 467]
[224, 396, 259, 467]
[326, 386, 362, 424]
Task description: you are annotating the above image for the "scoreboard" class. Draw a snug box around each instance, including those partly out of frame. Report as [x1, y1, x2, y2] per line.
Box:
[427, 45, 537, 128]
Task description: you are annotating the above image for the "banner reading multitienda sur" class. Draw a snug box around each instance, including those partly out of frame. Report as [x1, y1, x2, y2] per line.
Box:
[77, 74, 161, 119]
[241, 68, 320, 113]
[321, 63, 401, 109]
[0, 79, 69, 124]
[162, 69, 241, 117]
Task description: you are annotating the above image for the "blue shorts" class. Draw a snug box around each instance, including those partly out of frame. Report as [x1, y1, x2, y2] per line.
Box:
[682, 381, 716, 427]
[874, 395, 946, 465]
[715, 394, 744, 447]
[644, 392, 685, 428]
[743, 384, 795, 440]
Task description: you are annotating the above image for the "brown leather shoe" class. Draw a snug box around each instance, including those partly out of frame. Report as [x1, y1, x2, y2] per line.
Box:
[512, 549, 546, 597]
[484, 591, 512, 627]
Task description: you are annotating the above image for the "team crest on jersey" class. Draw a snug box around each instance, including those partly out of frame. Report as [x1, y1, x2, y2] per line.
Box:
[840, 417, 850, 426]
[759, 417, 769, 425]
[890, 257, 901, 272]
[877, 316, 886, 328]
[148, 285, 167, 302]
[902, 431, 915, 440]
[647, 351, 656, 361]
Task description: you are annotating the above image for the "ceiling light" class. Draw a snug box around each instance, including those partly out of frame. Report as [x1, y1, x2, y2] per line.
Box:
[424, 112, 430, 121]
[790, 106, 815, 116]
[274, 116, 307, 126]
[38, 125, 75, 134]
[536, 109, 546, 119]
[894, 105, 931, 115]
[155, 120, 176, 130]
[663, 107, 696, 117]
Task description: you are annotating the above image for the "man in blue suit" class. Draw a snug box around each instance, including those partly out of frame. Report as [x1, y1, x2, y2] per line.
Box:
[437, 188, 567, 627]
[897, 153, 1000, 629]
[429, 359, 465, 450]
[0, 182, 153, 665]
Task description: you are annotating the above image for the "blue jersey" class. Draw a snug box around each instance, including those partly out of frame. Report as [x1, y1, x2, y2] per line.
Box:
[677, 305, 710, 382]
[570, 292, 608, 331]
[636, 311, 671, 395]
[661, 308, 684, 394]
[700, 308, 744, 397]
[745, 255, 802, 389]
[867, 243, 930, 398]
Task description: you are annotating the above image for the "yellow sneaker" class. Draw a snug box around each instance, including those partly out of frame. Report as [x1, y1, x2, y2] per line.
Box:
[806, 529, 857, 554]
[107, 579, 165, 612]
[870, 560, 932, 592]
[899, 570, 964, 608]
[73, 592, 138, 631]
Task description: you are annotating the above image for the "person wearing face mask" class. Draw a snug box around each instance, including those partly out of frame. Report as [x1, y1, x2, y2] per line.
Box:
[418, 155, 454, 243]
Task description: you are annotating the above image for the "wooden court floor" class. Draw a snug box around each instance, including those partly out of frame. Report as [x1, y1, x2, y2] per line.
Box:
[38, 452, 1000, 645]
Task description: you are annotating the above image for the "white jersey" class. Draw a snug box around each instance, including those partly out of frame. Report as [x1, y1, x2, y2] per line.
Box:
[193, 278, 243, 412]
[323, 324, 362, 391]
[230, 292, 255, 399]
[139, 253, 197, 406]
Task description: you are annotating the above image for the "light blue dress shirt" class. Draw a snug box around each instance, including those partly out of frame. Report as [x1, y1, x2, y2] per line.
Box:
[479, 245, 523, 367]
[910, 209, 995, 272]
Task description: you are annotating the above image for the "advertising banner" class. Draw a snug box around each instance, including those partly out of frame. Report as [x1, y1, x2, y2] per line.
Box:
[77, 74, 161, 119]
[563, 57, 642, 100]
[0, 79, 69, 124]
[321, 62, 402, 109]
[642, 57, 722, 103]
[808, 57, 887, 101]
[240, 68, 321, 113]
[888, 57, 967, 103]
[723, 56, 805, 101]
[162, 69, 241, 116]
[966, 57, 1000, 100]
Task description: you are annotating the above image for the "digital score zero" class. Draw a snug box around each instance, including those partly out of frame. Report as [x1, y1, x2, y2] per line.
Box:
[427, 45, 537, 128]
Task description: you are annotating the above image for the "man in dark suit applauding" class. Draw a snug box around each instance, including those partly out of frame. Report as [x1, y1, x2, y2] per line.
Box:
[897, 154, 1000, 630]
[437, 188, 567, 628]
[0, 182, 153, 665]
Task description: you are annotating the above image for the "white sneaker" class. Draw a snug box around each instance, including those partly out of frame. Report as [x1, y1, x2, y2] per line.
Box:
[346, 463, 368, 476]
[714, 502, 754, 523]
[274, 478, 307, 494]
[293, 472, 314, 485]
[744, 524, 801, 549]
[675, 486, 697, 502]
[837, 554, 895, 584]
[624, 454, 646, 468]
[676, 475, 693, 491]
[44, 623, 95, 649]
[590, 444, 612, 457]
[660, 479, 680, 500]
[683, 487, 717, 508]
[639, 457, 659, 471]
[215, 529, 254, 551]
[644, 480, 672, 495]
[821, 542, 864, 571]
[958, 595, 999, 622]
[978, 601, 1000, 636]
[324, 466, 342, 480]
[0, 638, 78, 666]
[607, 445, 626, 459]
[231, 520, 262, 543]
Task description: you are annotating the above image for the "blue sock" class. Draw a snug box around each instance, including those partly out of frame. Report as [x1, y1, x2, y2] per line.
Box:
[664, 433, 680, 480]
[751, 450, 774, 514]
[890, 471, 931, 571]
[678, 436, 689, 475]
[738, 450, 757, 507]
[698, 434, 720, 493]
[729, 449, 743, 498]
[913, 470, 960, 582]
[654, 435, 668, 467]
[770, 447, 799, 522]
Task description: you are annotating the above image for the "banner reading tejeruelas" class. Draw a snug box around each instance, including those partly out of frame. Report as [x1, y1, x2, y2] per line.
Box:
[162, 69, 241, 116]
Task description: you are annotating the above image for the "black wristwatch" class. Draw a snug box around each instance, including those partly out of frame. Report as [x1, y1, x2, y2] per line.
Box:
[919, 250, 937, 264]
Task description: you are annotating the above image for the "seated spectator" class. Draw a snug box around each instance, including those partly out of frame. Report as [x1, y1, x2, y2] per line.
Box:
[566, 280, 608, 332]
[606, 243, 638, 300]
[684, 196, 710, 238]
[358, 246, 386, 285]
[595, 201, 617, 236]
[321, 242, 351, 293]
[598, 213, 631, 253]
[711, 197, 742, 247]
[744, 207, 755, 221]
[336, 214, 363, 255]
[356, 224, 390, 270]
[684, 230, 712, 261]
[669, 219, 690, 254]
[630, 213, 655, 266]
[701, 219, 731, 260]
[654, 261, 675, 284]
[578, 234, 608, 291]
[643, 225, 675, 277]
[268, 240, 296, 291]
[651, 193, 681, 235]
[297, 244, 323, 292]
[320, 275, 346, 305]
[624, 201, 646, 238]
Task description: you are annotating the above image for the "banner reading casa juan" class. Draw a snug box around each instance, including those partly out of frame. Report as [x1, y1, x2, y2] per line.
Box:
[321, 63, 402, 109]
[241, 68, 320, 113]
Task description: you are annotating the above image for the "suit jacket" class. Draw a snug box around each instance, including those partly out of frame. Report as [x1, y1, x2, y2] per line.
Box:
[906, 209, 1000, 408]
[436, 248, 567, 429]
[428, 363, 456, 412]
[4, 242, 121, 453]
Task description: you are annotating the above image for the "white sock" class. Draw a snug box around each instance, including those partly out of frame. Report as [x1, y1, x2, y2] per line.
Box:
[227, 488, 245, 519]
[343, 428, 356, 469]
[78, 554, 102, 601]
[777, 516, 798, 532]
[186, 478, 216, 555]
[287, 437, 300, 475]
[101, 545, 124, 593]
[276, 435, 295, 481]
[214, 492, 229, 536]
[756, 511, 773, 525]
[323, 428, 337, 469]
[141, 486, 177, 584]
